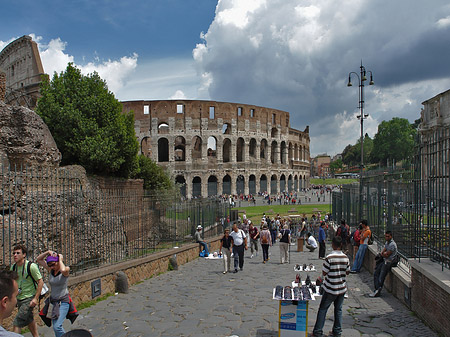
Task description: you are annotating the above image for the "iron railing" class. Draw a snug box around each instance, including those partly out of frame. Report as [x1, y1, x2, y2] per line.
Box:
[332, 128, 449, 271]
[1, 164, 230, 275]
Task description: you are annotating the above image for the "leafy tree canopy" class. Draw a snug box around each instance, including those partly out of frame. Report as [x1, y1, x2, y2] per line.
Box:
[36, 63, 139, 177]
[371, 117, 416, 166]
[134, 155, 173, 191]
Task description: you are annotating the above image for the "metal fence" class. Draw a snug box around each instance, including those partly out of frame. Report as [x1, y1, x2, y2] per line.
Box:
[332, 128, 450, 270]
[1, 164, 230, 275]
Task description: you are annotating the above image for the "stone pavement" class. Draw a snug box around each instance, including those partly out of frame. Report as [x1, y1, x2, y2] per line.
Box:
[27, 239, 437, 337]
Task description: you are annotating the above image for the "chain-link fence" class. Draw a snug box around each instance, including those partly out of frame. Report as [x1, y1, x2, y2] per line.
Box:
[1, 164, 230, 275]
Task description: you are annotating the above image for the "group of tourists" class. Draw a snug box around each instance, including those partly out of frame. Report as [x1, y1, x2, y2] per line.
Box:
[0, 245, 81, 337]
[213, 213, 399, 336]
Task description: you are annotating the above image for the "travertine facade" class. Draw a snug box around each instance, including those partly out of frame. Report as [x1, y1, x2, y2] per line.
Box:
[0, 35, 45, 109]
[122, 100, 310, 198]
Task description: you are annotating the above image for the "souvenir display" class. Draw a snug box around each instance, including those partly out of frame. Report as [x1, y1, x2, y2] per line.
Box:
[274, 285, 284, 299]
[283, 286, 292, 300]
[293, 286, 301, 300]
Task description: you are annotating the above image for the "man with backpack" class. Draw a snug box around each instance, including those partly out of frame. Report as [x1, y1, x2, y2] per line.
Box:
[10, 244, 44, 337]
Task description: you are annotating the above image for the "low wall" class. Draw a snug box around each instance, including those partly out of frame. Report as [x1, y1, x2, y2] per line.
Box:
[363, 245, 450, 336]
[3, 236, 222, 330]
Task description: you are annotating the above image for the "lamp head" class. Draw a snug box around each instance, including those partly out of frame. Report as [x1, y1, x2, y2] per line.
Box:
[347, 76, 352, 87]
[369, 73, 374, 85]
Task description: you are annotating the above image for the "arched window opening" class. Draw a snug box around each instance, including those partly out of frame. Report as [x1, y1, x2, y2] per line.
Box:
[207, 136, 217, 157]
[174, 136, 186, 161]
[223, 139, 231, 162]
[191, 136, 203, 159]
[236, 138, 245, 162]
[157, 138, 169, 162]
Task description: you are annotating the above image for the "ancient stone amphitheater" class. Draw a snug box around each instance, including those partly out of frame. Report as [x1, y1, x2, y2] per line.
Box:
[122, 100, 310, 199]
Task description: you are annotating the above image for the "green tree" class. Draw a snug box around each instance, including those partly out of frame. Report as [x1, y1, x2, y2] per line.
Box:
[134, 155, 173, 191]
[342, 134, 373, 167]
[36, 63, 139, 177]
[329, 158, 343, 175]
[371, 117, 416, 166]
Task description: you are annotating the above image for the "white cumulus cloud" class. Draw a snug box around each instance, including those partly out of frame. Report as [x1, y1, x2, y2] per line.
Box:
[193, 0, 450, 156]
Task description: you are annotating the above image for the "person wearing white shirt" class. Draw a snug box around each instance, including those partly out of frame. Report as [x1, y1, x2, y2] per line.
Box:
[306, 232, 318, 252]
[229, 224, 247, 273]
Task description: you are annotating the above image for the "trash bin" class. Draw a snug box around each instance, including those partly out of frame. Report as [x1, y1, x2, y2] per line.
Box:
[297, 237, 304, 252]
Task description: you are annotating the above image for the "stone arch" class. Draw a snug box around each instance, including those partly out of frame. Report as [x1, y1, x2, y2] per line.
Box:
[260, 174, 268, 193]
[222, 123, 231, 135]
[140, 136, 152, 157]
[236, 137, 245, 162]
[260, 139, 268, 160]
[249, 174, 256, 195]
[271, 141, 277, 164]
[158, 122, 169, 134]
[176, 175, 186, 198]
[280, 174, 286, 192]
[236, 175, 245, 195]
[294, 144, 298, 160]
[157, 137, 169, 162]
[294, 175, 298, 191]
[207, 136, 217, 158]
[270, 174, 278, 194]
[191, 136, 203, 159]
[223, 138, 232, 162]
[288, 174, 293, 192]
[222, 174, 232, 195]
[192, 176, 202, 198]
[249, 138, 257, 159]
[174, 136, 186, 161]
[271, 127, 278, 138]
[280, 141, 286, 164]
[288, 142, 293, 162]
[207, 175, 218, 196]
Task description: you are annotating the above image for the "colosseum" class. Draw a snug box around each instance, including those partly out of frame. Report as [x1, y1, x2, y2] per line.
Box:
[122, 100, 310, 199]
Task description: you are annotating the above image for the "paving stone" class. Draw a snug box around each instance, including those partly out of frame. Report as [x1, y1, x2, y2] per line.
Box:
[27, 238, 438, 337]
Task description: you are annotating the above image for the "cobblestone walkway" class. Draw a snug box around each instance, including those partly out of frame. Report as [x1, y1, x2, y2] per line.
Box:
[28, 240, 437, 337]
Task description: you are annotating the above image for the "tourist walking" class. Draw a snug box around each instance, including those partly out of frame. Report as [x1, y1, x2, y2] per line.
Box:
[369, 231, 398, 297]
[219, 228, 233, 274]
[10, 244, 44, 337]
[350, 220, 371, 273]
[260, 224, 272, 263]
[248, 221, 259, 258]
[278, 224, 291, 264]
[312, 236, 350, 337]
[230, 224, 247, 273]
[36, 251, 78, 337]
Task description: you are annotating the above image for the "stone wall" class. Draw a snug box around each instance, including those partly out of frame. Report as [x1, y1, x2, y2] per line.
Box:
[0, 70, 5, 101]
[364, 245, 449, 337]
[2, 237, 221, 330]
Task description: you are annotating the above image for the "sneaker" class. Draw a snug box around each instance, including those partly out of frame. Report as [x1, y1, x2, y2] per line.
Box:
[263, 261, 266, 264]
[240, 268, 243, 271]
[233, 269, 238, 273]
[250, 254, 254, 259]
[349, 270, 358, 274]
[223, 271, 227, 274]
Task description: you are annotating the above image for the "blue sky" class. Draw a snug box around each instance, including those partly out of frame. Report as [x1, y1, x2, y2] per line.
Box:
[2, 0, 450, 156]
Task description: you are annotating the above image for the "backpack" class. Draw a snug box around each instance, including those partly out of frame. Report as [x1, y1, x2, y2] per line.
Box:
[368, 233, 374, 245]
[261, 232, 269, 244]
[12, 261, 48, 300]
[352, 229, 361, 245]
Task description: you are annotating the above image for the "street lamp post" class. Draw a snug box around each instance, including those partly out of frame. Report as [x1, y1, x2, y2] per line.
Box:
[347, 62, 374, 219]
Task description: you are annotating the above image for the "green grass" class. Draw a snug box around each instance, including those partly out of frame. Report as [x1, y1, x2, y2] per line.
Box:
[77, 292, 114, 311]
[233, 204, 331, 223]
[310, 178, 358, 185]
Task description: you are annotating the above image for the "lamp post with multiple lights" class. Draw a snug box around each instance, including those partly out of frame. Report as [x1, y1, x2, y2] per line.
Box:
[347, 62, 374, 219]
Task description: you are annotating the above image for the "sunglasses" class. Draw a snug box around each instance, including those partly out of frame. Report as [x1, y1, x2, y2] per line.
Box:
[13, 252, 22, 255]
[47, 263, 56, 267]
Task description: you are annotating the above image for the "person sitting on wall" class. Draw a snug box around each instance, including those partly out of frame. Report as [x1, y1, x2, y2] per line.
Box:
[195, 225, 209, 256]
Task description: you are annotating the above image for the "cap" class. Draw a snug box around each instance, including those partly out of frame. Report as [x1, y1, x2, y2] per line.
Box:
[197, 225, 202, 230]
[46, 255, 59, 263]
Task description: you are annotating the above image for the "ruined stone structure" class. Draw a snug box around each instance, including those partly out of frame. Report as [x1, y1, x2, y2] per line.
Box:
[0, 35, 45, 109]
[122, 100, 310, 198]
[0, 70, 5, 102]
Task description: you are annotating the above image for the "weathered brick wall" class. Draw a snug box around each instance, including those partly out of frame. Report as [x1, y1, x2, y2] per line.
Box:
[2, 237, 221, 330]
[410, 261, 450, 337]
[0, 71, 5, 101]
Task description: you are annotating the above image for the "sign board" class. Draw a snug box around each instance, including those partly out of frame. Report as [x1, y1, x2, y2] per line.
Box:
[279, 300, 308, 336]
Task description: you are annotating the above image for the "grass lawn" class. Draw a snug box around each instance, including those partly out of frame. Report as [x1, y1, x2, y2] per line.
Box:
[232, 204, 331, 224]
[310, 178, 358, 185]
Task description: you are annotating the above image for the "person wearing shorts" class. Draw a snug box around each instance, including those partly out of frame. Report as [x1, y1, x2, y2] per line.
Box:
[11, 245, 43, 337]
